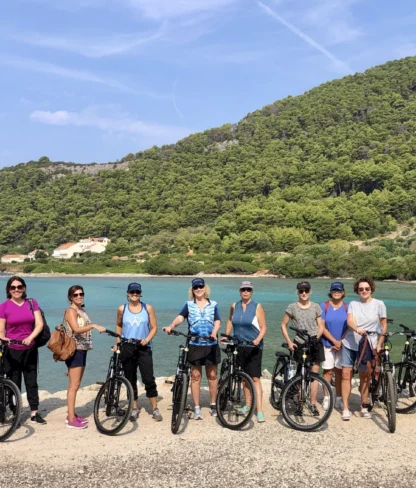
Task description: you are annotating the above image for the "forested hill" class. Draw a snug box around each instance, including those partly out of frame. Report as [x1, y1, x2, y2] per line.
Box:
[1, 56, 416, 257]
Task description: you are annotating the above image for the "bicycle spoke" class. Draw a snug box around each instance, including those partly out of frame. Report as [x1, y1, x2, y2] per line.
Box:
[0, 379, 22, 442]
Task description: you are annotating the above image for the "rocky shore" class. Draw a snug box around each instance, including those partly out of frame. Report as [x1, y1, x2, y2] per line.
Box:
[1, 379, 415, 487]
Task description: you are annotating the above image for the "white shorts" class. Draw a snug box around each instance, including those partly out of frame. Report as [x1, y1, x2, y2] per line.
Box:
[321, 347, 342, 370]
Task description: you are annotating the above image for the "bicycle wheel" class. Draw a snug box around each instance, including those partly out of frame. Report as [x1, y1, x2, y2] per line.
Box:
[216, 371, 256, 430]
[384, 371, 396, 433]
[281, 373, 334, 432]
[270, 358, 285, 410]
[171, 372, 189, 434]
[394, 361, 416, 413]
[0, 378, 22, 442]
[94, 376, 134, 435]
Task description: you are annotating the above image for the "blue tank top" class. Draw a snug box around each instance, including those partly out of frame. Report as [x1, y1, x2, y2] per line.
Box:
[122, 302, 150, 345]
[231, 300, 263, 349]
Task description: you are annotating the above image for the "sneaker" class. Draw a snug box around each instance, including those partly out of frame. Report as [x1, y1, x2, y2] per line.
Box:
[238, 405, 250, 416]
[360, 407, 372, 419]
[67, 417, 88, 430]
[129, 408, 140, 421]
[65, 414, 88, 424]
[30, 413, 47, 425]
[310, 405, 320, 417]
[335, 397, 344, 410]
[193, 406, 203, 420]
[257, 412, 265, 423]
[152, 408, 163, 422]
[342, 409, 352, 421]
[209, 404, 217, 417]
[322, 396, 330, 411]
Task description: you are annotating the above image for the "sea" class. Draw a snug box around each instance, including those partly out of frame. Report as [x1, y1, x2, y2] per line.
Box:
[0, 276, 415, 393]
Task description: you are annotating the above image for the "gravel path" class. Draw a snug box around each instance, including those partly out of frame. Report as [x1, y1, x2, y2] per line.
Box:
[1, 380, 415, 488]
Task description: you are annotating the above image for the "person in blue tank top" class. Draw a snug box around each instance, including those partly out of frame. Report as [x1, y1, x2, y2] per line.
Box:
[114, 282, 162, 422]
[225, 281, 267, 423]
[319, 281, 348, 413]
[164, 278, 221, 420]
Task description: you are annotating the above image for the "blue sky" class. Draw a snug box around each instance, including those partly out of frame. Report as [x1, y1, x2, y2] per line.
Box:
[0, 0, 415, 168]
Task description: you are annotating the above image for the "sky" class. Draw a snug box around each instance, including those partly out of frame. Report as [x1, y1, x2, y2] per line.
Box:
[0, 0, 415, 168]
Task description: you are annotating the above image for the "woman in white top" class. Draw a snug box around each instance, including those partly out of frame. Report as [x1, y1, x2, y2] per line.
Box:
[340, 276, 387, 421]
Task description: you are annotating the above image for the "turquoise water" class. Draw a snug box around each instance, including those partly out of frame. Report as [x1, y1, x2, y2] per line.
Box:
[0, 276, 415, 393]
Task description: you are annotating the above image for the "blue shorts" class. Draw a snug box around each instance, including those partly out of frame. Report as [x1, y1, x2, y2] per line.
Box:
[340, 346, 367, 372]
[65, 350, 88, 369]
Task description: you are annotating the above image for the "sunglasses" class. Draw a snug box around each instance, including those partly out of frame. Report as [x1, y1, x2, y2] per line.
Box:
[192, 285, 205, 290]
[129, 291, 141, 295]
[72, 292, 85, 298]
[358, 287, 371, 292]
[298, 289, 310, 294]
[240, 288, 253, 292]
[9, 285, 24, 291]
[331, 289, 343, 293]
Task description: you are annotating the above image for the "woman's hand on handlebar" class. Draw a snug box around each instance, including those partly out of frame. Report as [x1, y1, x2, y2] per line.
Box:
[93, 325, 107, 334]
[252, 337, 261, 347]
[356, 327, 366, 336]
[22, 337, 33, 346]
[112, 344, 119, 352]
[288, 341, 297, 352]
[163, 326, 173, 335]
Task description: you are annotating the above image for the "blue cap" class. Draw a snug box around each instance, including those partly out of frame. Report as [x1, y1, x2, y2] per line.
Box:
[191, 278, 205, 288]
[330, 281, 344, 292]
[127, 282, 142, 293]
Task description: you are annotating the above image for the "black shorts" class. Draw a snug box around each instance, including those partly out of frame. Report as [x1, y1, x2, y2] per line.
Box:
[65, 350, 87, 369]
[188, 345, 221, 366]
[237, 347, 263, 378]
[294, 339, 325, 364]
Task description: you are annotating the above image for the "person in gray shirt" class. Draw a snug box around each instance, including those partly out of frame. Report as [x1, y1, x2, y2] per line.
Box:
[340, 276, 387, 421]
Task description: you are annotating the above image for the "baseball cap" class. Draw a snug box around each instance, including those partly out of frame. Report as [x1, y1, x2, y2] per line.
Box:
[127, 282, 142, 293]
[296, 281, 311, 291]
[330, 281, 344, 292]
[240, 281, 253, 290]
[191, 278, 205, 288]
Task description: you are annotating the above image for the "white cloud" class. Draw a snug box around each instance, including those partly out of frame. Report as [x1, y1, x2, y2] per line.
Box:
[30, 106, 193, 144]
[3, 57, 166, 99]
[258, 1, 352, 74]
[8, 26, 166, 58]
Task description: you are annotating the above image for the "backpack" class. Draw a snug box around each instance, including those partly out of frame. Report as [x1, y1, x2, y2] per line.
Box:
[28, 298, 51, 348]
[47, 325, 77, 362]
[324, 301, 348, 314]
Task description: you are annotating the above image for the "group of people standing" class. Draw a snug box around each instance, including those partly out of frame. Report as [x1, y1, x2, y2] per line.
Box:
[0, 274, 387, 430]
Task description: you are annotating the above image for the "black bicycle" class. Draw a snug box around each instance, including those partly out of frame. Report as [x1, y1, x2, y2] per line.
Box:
[366, 331, 397, 433]
[270, 342, 297, 411]
[280, 327, 334, 431]
[165, 330, 213, 434]
[216, 333, 256, 430]
[394, 324, 416, 413]
[93, 329, 134, 436]
[0, 339, 23, 442]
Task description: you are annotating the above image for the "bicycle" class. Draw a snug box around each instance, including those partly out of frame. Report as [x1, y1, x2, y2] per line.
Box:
[280, 327, 334, 431]
[165, 330, 213, 434]
[366, 331, 397, 433]
[93, 329, 134, 436]
[270, 342, 297, 411]
[394, 324, 416, 413]
[216, 333, 256, 430]
[0, 339, 23, 442]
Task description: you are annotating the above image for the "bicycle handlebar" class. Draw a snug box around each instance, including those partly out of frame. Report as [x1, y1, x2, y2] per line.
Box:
[104, 329, 121, 339]
[289, 326, 310, 339]
[220, 333, 254, 347]
[0, 339, 24, 345]
[164, 329, 214, 342]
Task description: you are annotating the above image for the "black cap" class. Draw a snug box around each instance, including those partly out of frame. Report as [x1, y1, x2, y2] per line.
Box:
[330, 281, 344, 292]
[127, 282, 142, 293]
[191, 278, 205, 287]
[297, 281, 311, 291]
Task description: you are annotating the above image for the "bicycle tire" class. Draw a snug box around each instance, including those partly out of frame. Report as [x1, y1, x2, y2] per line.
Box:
[270, 358, 285, 410]
[394, 361, 416, 413]
[171, 372, 189, 434]
[216, 371, 256, 430]
[94, 376, 133, 436]
[0, 378, 22, 442]
[385, 370, 396, 433]
[219, 359, 229, 382]
[281, 373, 334, 432]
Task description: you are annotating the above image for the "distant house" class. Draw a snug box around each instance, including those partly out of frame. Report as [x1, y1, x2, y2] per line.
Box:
[28, 249, 49, 260]
[1, 254, 28, 263]
[52, 243, 82, 259]
[82, 243, 107, 254]
[79, 237, 110, 246]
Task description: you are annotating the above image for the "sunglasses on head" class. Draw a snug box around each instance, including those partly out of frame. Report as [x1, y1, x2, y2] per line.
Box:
[240, 288, 253, 292]
[72, 292, 84, 298]
[193, 285, 205, 290]
[298, 289, 310, 294]
[9, 285, 24, 291]
[358, 287, 371, 292]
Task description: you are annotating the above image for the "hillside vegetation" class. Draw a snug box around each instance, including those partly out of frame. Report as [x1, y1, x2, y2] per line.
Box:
[2, 56, 416, 279]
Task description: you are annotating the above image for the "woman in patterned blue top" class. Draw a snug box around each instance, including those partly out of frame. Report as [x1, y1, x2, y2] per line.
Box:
[164, 278, 221, 420]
